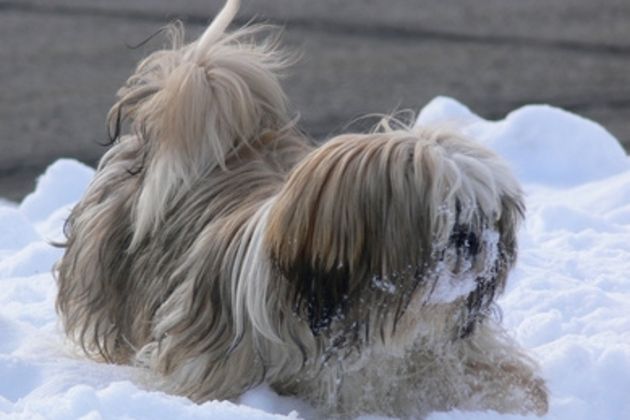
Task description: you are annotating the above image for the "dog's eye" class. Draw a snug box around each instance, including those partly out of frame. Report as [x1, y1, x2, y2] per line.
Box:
[449, 226, 479, 257]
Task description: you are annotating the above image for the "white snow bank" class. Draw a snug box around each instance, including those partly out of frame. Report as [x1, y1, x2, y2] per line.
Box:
[417, 96, 630, 187]
[0, 207, 40, 253]
[1, 97, 629, 419]
[8, 381, 299, 420]
[20, 159, 94, 225]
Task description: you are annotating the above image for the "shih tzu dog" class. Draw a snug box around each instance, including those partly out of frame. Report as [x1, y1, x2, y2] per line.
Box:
[55, 0, 548, 417]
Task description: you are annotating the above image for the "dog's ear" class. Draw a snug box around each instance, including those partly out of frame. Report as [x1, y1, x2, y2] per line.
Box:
[264, 132, 434, 340]
[264, 127, 524, 343]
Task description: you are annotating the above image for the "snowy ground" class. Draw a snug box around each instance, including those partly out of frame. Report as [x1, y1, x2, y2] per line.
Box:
[1, 97, 629, 419]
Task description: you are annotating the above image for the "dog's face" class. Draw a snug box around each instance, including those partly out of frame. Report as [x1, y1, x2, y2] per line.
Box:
[265, 127, 524, 348]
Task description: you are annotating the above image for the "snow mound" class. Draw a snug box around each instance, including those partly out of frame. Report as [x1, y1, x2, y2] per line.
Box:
[0, 207, 40, 253]
[8, 381, 299, 420]
[1, 97, 629, 419]
[20, 159, 94, 224]
[417, 96, 630, 187]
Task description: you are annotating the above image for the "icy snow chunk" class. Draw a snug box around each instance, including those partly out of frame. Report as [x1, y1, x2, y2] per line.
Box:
[417, 97, 629, 187]
[371, 276, 397, 294]
[20, 159, 94, 223]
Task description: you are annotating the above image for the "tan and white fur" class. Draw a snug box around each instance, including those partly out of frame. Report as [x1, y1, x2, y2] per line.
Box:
[55, 0, 548, 417]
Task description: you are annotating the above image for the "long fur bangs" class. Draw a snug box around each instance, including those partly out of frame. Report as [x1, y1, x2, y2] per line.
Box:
[265, 121, 525, 346]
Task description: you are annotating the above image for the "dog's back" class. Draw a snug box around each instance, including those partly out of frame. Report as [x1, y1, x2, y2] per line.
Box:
[55, 0, 310, 368]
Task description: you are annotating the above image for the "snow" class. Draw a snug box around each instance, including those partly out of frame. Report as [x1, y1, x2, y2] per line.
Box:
[416, 96, 629, 187]
[429, 229, 500, 304]
[1, 97, 629, 419]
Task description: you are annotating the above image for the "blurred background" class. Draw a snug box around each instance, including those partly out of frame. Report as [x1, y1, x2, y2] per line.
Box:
[2, 0, 629, 201]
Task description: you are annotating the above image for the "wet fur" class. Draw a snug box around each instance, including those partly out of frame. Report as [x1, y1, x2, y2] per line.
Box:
[55, 1, 548, 417]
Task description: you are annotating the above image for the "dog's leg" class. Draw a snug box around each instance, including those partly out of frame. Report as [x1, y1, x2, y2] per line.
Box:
[318, 316, 547, 418]
[453, 319, 549, 416]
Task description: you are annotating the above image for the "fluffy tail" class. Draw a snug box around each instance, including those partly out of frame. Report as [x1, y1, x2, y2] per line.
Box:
[191, 0, 240, 60]
[107, 0, 293, 247]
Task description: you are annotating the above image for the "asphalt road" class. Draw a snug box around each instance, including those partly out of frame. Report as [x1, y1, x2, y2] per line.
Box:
[2, 0, 629, 200]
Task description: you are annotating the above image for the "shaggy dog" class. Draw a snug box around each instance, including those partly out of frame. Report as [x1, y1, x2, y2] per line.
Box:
[56, 0, 548, 417]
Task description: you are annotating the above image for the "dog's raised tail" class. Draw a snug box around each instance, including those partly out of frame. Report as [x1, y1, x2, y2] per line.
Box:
[111, 0, 292, 248]
[192, 0, 240, 61]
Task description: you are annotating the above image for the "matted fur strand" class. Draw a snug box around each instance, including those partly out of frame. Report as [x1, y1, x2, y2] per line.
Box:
[55, 0, 548, 418]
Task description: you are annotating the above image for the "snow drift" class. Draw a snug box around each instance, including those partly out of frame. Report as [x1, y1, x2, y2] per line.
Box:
[1, 97, 629, 419]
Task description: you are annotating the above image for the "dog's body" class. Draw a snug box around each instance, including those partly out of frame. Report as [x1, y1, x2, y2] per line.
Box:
[55, 1, 548, 417]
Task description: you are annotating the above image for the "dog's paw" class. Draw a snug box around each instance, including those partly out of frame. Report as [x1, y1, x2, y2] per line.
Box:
[499, 363, 549, 416]
[523, 375, 549, 416]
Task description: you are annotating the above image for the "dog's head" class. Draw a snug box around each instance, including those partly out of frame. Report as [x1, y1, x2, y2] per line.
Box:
[265, 122, 524, 348]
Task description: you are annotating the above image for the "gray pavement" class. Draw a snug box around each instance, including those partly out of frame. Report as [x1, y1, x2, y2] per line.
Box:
[2, 0, 630, 201]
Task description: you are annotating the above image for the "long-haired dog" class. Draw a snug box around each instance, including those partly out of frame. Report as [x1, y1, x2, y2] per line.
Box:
[56, 0, 548, 417]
